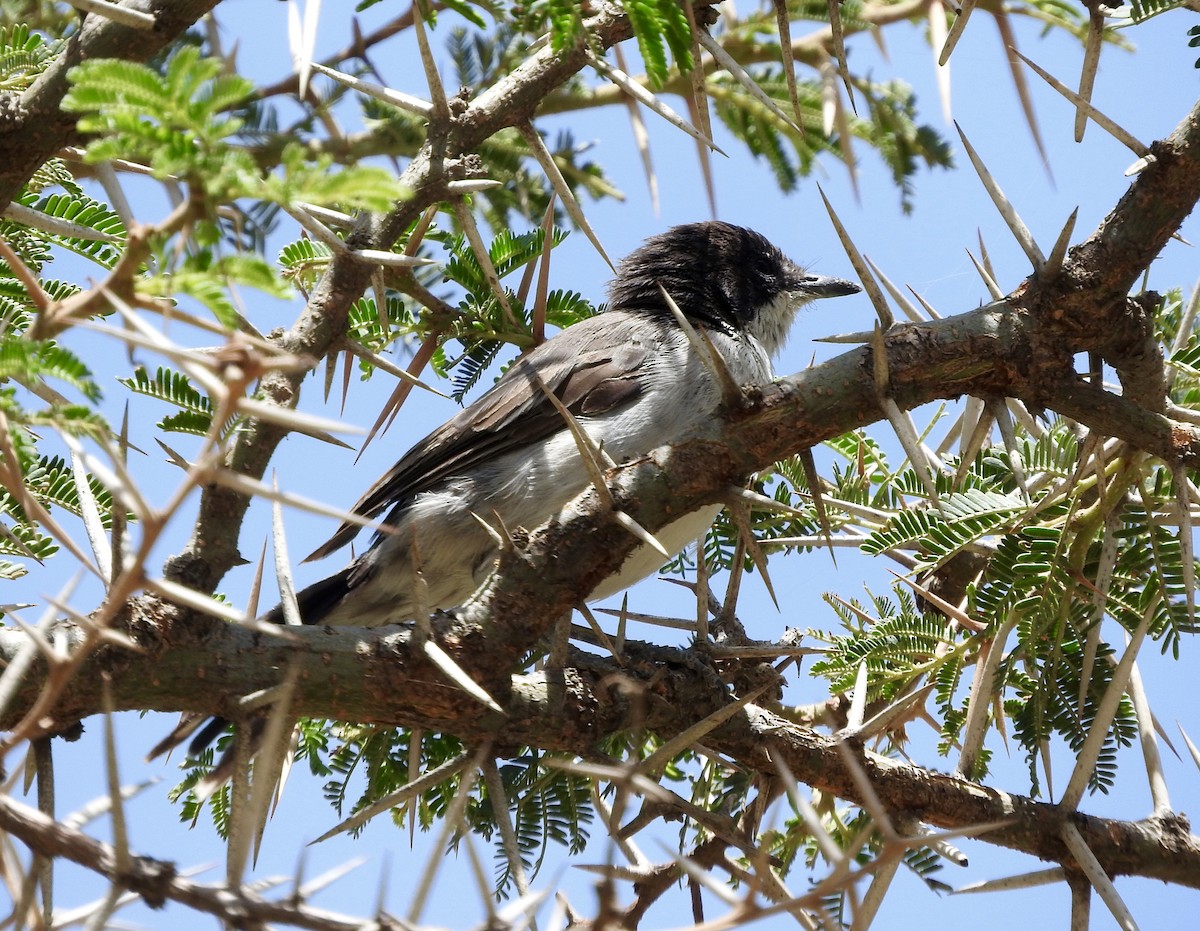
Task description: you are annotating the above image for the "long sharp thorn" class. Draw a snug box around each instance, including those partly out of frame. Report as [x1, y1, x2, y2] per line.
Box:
[697, 30, 802, 134]
[1042, 207, 1079, 280]
[1075, 8, 1104, 142]
[411, 0, 449, 120]
[311, 751, 471, 844]
[865, 256, 924, 322]
[990, 398, 1031, 503]
[534, 375, 614, 500]
[309, 61, 433, 116]
[1175, 465, 1196, 632]
[955, 122, 1045, 269]
[587, 49, 725, 154]
[657, 282, 741, 404]
[519, 122, 613, 269]
[684, 93, 718, 218]
[613, 46, 658, 213]
[821, 59, 837, 137]
[1059, 821, 1140, 930]
[726, 503, 779, 610]
[422, 640, 505, 713]
[928, 0, 952, 122]
[995, 14, 1050, 175]
[1012, 48, 1147, 156]
[1060, 594, 1156, 811]
[954, 867, 1067, 894]
[611, 510, 670, 558]
[939, 0, 978, 66]
[906, 284, 943, 319]
[832, 71, 861, 201]
[682, 1, 714, 140]
[954, 399, 993, 487]
[1127, 657, 1171, 816]
[1179, 723, 1200, 774]
[816, 185, 889, 327]
[799, 448, 837, 565]
[966, 249, 1004, 301]
[773, 0, 805, 130]
[451, 199, 517, 327]
[826, 0, 856, 111]
[845, 660, 869, 732]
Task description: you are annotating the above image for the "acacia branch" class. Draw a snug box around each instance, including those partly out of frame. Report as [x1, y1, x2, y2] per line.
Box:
[3, 6, 1200, 914]
[0, 791, 369, 930]
[3, 87, 1199, 880]
[2, 605, 1197, 890]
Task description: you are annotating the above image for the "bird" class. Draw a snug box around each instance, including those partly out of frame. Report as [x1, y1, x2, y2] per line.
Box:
[150, 221, 859, 768]
[268, 220, 860, 628]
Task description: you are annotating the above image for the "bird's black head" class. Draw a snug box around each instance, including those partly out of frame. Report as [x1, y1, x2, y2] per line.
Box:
[607, 221, 859, 355]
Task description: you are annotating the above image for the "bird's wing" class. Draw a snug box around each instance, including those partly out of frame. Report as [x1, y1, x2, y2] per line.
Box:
[306, 314, 654, 561]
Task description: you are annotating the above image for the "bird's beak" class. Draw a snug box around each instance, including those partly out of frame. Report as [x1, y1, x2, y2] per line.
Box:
[795, 274, 861, 298]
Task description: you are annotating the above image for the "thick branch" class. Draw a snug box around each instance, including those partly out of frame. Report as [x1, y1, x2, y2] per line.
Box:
[2, 606, 1196, 890]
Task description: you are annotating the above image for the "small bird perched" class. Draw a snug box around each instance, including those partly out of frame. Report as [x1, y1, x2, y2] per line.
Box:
[272, 221, 860, 628]
[150, 221, 859, 768]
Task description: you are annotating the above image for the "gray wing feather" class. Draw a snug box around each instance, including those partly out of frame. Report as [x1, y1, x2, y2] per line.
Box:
[306, 315, 654, 561]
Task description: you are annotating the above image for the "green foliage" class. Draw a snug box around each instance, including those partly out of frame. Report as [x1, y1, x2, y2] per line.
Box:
[258, 145, 409, 215]
[64, 48, 405, 213]
[118, 366, 216, 436]
[811, 591, 960, 700]
[546, 0, 584, 52]
[278, 238, 335, 293]
[27, 191, 126, 268]
[1004, 637, 1138, 796]
[0, 23, 57, 91]
[620, 0, 693, 88]
[433, 226, 599, 399]
[0, 376, 119, 573]
[6, 0, 1192, 909]
[0, 338, 101, 403]
[1128, 0, 1188, 23]
[478, 753, 593, 894]
[62, 46, 256, 194]
[800, 407, 1194, 801]
[144, 252, 288, 330]
[173, 720, 592, 893]
[861, 488, 1027, 568]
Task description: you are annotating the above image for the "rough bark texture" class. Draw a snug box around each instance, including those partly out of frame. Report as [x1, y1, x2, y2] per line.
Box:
[1, 0, 1199, 916]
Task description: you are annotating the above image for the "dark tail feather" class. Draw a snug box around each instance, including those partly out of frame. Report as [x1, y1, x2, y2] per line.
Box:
[188, 714, 233, 759]
[151, 566, 355, 768]
[261, 565, 355, 626]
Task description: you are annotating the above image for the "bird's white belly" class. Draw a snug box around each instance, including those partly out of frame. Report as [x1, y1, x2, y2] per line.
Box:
[586, 504, 721, 602]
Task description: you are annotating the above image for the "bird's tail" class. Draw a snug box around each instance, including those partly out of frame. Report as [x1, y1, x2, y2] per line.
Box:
[260, 565, 355, 627]
[147, 566, 357, 770]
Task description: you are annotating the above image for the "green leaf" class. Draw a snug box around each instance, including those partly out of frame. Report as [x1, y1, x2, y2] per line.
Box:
[0, 338, 101, 402]
[24, 455, 117, 527]
[146, 253, 287, 329]
[259, 145, 409, 214]
[157, 409, 215, 436]
[547, 0, 584, 51]
[62, 47, 255, 196]
[623, 0, 672, 88]
[119, 366, 213, 414]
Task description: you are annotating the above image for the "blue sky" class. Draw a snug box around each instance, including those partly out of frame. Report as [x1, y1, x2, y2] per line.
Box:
[20, 3, 1200, 929]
